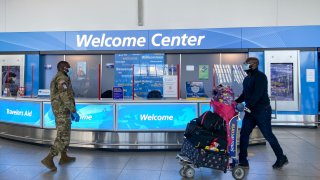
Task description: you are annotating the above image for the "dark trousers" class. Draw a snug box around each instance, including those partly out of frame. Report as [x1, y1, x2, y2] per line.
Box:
[239, 105, 284, 162]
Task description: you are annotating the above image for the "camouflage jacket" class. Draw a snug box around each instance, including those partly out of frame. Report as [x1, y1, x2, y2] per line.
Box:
[50, 71, 76, 114]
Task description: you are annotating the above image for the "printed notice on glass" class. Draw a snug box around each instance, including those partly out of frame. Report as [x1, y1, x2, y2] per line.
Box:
[163, 75, 177, 97]
[306, 69, 315, 82]
[186, 65, 194, 71]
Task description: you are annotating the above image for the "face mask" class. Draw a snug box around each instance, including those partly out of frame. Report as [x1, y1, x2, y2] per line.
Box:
[242, 63, 251, 71]
[67, 68, 73, 77]
[12, 77, 16, 82]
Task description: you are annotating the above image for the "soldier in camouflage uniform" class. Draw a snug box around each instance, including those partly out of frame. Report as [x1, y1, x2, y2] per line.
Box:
[41, 61, 78, 171]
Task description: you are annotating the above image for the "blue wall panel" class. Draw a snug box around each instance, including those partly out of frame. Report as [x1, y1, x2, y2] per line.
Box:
[299, 51, 318, 114]
[25, 54, 40, 96]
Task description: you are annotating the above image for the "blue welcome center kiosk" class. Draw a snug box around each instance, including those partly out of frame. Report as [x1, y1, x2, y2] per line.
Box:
[0, 25, 319, 149]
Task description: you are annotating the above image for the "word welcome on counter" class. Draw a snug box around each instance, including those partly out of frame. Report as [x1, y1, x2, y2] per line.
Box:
[140, 114, 174, 121]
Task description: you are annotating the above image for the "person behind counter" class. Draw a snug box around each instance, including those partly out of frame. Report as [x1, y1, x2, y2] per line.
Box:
[41, 61, 80, 171]
[2, 72, 19, 96]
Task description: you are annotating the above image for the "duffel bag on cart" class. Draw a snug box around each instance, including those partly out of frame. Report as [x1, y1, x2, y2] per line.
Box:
[184, 120, 214, 148]
[180, 139, 229, 171]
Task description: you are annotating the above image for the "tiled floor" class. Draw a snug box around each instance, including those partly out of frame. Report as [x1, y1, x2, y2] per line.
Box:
[0, 127, 320, 179]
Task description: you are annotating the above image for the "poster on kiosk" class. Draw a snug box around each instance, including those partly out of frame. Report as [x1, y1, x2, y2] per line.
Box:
[0, 55, 25, 97]
[265, 50, 300, 111]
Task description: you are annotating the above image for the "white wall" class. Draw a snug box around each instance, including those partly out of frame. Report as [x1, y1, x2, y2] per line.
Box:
[1, 0, 320, 32]
[0, 0, 5, 31]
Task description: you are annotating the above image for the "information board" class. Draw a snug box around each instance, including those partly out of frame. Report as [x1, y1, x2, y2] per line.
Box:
[114, 54, 164, 98]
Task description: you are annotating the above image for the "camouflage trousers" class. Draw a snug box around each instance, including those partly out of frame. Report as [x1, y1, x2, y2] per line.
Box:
[49, 115, 71, 156]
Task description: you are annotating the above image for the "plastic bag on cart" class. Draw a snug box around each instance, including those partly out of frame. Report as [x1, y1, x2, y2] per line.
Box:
[211, 84, 237, 122]
[211, 84, 237, 147]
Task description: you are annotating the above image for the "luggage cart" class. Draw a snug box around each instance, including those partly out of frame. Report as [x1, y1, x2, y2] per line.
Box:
[176, 109, 246, 180]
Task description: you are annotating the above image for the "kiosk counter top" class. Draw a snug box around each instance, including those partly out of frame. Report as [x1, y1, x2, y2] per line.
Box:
[0, 97, 265, 149]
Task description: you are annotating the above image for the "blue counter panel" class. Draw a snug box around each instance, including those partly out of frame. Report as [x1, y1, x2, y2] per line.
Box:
[117, 103, 197, 130]
[199, 103, 213, 115]
[0, 99, 41, 127]
[43, 102, 114, 130]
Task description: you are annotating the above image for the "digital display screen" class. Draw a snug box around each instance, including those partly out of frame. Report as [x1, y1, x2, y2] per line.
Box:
[117, 103, 197, 130]
[43, 102, 114, 130]
[0, 99, 41, 126]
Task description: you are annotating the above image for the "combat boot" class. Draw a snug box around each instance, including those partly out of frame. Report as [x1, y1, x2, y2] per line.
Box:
[59, 151, 76, 165]
[41, 154, 57, 171]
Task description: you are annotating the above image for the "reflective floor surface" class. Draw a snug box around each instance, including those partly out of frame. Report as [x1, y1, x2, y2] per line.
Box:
[0, 127, 320, 180]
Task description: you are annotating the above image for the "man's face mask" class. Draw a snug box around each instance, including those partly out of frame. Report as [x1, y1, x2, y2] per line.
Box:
[242, 63, 252, 71]
[66, 67, 73, 77]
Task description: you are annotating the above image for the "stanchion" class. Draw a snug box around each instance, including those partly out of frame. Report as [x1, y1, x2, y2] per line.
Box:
[6, 66, 10, 96]
[132, 64, 134, 100]
[212, 65, 216, 89]
[98, 64, 101, 100]
[31, 65, 34, 97]
[176, 64, 180, 100]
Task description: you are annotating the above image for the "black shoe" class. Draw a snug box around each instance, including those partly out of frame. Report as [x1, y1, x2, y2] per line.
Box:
[238, 161, 249, 169]
[272, 155, 288, 169]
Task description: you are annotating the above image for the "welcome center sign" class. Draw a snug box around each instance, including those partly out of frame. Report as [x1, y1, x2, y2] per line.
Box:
[65, 28, 242, 50]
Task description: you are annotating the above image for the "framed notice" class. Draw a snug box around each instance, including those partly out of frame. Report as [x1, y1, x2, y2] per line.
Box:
[113, 86, 124, 100]
[186, 81, 207, 98]
[199, 65, 209, 79]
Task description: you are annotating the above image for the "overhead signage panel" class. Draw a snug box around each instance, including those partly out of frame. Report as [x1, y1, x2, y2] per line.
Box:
[1, 25, 320, 51]
[65, 28, 242, 50]
[0, 32, 65, 51]
[242, 26, 320, 48]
